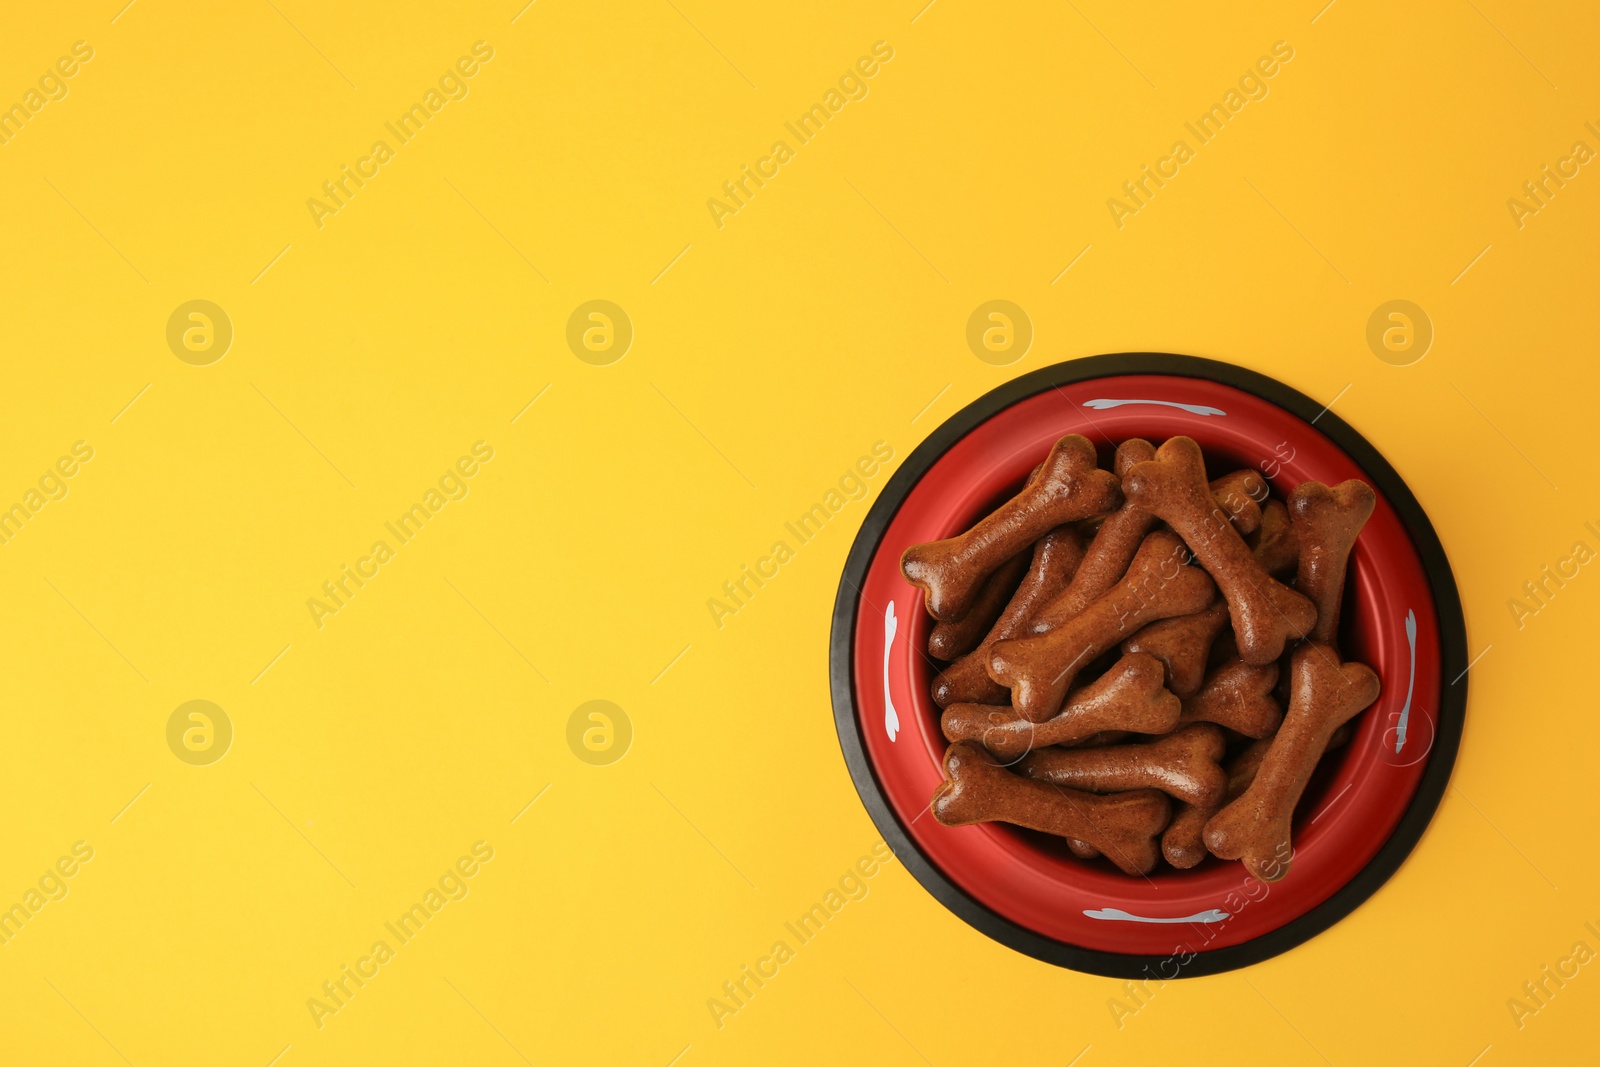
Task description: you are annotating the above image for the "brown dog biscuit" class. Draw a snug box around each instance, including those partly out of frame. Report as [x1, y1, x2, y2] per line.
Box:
[1250, 498, 1299, 579]
[1288, 479, 1376, 646]
[1202, 643, 1380, 881]
[1024, 439, 1158, 634]
[1160, 804, 1209, 870]
[1017, 723, 1227, 807]
[927, 552, 1029, 660]
[1065, 838, 1101, 859]
[1072, 730, 1133, 748]
[1162, 737, 1271, 869]
[1210, 470, 1268, 535]
[931, 527, 1085, 707]
[902, 435, 1121, 621]
[1123, 437, 1315, 665]
[931, 742, 1171, 875]
[1177, 658, 1283, 738]
[988, 532, 1215, 722]
[1121, 599, 1230, 698]
[1327, 721, 1353, 751]
[942, 652, 1179, 760]
[1226, 739, 1273, 793]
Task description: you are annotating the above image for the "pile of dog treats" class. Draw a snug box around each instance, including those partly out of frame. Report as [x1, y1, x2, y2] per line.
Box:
[902, 434, 1380, 880]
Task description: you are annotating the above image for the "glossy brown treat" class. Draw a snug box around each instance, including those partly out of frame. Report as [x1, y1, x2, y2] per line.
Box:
[1071, 730, 1132, 748]
[1327, 721, 1353, 751]
[1226, 739, 1274, 793]
[927, 553, 1028, 660]
[931, 742, 1171, 875]
[1121, 599, 1230, 698]
[1178, 658, 1283, 738]
[1288, 479, 1377, 646]
[1018, 723, 1227, 807]
[931, 527, 1085, 707]
[1160, 805, 1210, 869]
[902, 435, 1121, 621]
[1123, 437, 1315, 665]
[989, 532, 1215, 722]
[1203, 643, 1380, 881]
[1210, 470, 1268, 535]
[1250, 498, 1299, 580]
[942, 653, 1179, 760]
[1162, 737, 1271, 869]
[1025, 439, 1158, 633]
[1065, 838, 1101, 859]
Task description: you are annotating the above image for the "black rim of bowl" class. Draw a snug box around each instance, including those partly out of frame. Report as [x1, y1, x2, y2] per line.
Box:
[828, 353, 1468, 978]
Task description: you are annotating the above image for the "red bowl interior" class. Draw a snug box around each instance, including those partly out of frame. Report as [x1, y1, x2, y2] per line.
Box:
[852, 375, 1440, 956]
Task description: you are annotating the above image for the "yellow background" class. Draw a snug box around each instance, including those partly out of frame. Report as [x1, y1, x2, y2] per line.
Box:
[1, 0, 1595, 1063]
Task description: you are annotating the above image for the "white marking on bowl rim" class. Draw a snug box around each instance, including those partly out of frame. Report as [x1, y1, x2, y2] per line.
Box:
[1396, 609, 1417, 752]
[1083, 907, 1231, 924]
[882, 602, 900, 742]
[1082, 398, 1228, 417]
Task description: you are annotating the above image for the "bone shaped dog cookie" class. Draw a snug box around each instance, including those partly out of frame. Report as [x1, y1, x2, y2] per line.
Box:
[942, 652, 1179, 760]
[1210, 469, 1269, 536]
[1072, 730, 1133, 747]
[1024, 439, 1157, 634]
[1250, 498, 1299, 580]
[1017, 723, 1227, 807]
[1121, 599, 1230, 698]
[1123, 437, 1315, 665]
[1068, 729, 1132, 748]
[1202, 642, 1380, 881]
[932, 741, 1171, 875]
[902, 435, 1121, 621]
[927, 552, 1029, 660]
[1177, 658, 1283, 738]
[931, 527, 1085, 708]
[1162, 737, 1271, 869]
[989, 531, 1215, 721]
[1288, 479, 1376, 646]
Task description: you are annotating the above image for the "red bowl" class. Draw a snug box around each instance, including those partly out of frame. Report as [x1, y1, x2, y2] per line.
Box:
[830, 355, 1467, 976]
